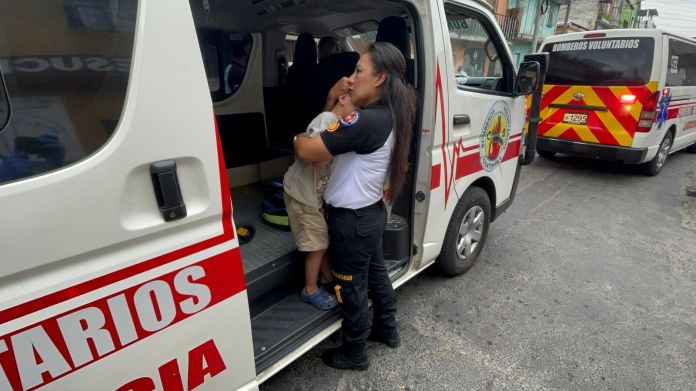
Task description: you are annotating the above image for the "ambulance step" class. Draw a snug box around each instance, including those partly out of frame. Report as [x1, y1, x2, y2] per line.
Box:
[246, 251, 304, 318]
[386, 257, 409, 277]
[251, 294, 341, 374]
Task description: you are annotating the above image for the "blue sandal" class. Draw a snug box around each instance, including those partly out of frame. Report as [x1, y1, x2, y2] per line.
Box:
[300, 287, 338, 310]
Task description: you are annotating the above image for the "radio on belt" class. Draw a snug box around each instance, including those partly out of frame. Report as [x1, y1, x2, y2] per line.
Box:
[150, 160, 187, 222]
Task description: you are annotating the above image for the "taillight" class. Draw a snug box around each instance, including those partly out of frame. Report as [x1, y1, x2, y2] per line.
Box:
[637, 91, 659, 132]
[620, 94, 636, 104]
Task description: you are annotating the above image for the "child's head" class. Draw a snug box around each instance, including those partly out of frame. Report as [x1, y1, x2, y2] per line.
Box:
[333, 93, 357, 118]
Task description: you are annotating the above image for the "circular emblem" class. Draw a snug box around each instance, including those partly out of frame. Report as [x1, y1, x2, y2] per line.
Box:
[340, 111, 360, 126]
[326, 121, 340, 132]
[573, 92, 585, 101]
[479, 101, 511, 172]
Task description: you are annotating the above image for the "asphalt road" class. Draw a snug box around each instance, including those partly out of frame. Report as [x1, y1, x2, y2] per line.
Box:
[262, 151, 696, 391]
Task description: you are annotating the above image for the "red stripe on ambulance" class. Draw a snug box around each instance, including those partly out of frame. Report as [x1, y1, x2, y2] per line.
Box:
[0, 248, 243, 391]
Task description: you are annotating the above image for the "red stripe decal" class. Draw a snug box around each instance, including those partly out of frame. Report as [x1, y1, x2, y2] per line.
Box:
[0, 116, 238, 323]
[431, 164, 441, 189]
[435, 61, 453, 205]
[0, 249, 244, 391]
[668, 107, 679, 120]
[455, 153, 481, 180]
[502, 139, 522, 163]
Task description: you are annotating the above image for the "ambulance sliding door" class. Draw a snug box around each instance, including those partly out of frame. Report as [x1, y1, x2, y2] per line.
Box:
[0, 1, 257, 390]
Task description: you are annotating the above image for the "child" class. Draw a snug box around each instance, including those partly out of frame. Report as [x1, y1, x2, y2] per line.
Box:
[284, 94, 356, 310]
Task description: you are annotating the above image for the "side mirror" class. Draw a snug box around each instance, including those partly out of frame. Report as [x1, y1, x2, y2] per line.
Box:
[514, 61, 541, 96]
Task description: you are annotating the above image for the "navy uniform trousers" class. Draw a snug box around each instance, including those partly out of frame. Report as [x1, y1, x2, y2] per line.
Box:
[326, 201, 397, 345]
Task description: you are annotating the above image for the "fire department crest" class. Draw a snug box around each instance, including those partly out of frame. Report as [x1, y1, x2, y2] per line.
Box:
[479, 101, 511, 172]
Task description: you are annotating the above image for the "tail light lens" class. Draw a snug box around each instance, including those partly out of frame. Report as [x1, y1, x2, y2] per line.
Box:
[637, 91, 659, 132]
[620, 94, 636, 104]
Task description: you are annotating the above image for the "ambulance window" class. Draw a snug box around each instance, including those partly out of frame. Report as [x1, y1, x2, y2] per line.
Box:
[0, 0, 137, 187]
[666, 39, 696, 87]
[196, 30, 253, 101]
[445, 5, 510, 93]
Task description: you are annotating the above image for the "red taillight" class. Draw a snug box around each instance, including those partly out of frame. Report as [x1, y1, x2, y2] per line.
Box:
[637, 91, 659, 132]
[620, 94, 636, 104]
[584, 33, 606, 39]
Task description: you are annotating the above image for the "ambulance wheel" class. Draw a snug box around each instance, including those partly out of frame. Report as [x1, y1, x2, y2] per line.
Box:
[642, 131, 673, 176]
[436, 187, 491, 276]
[536, 148, 556, 159]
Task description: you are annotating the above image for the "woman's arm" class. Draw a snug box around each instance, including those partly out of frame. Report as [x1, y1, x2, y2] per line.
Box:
[294, 133, 333, 162]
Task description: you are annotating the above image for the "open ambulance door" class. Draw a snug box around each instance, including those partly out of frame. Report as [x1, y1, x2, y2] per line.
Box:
[419, 0, 524, 269]
[0, 0, 257, 390]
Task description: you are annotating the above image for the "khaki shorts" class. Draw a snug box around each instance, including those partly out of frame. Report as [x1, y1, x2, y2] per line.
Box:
[284, 193, 329, 252]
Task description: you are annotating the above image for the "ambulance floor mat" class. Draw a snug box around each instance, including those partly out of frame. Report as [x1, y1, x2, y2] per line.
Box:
[232, 183, 297, 273]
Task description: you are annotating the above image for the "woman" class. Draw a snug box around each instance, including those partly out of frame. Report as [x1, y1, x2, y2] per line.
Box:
[294, 41, 416, 370]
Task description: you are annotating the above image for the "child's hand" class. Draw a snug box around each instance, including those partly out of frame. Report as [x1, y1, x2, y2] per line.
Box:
[325, 77, 351, 110]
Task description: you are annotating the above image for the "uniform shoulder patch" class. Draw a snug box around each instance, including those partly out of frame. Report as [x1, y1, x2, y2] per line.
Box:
[326, 121, 340, 132]
[339, 111, 360, 127]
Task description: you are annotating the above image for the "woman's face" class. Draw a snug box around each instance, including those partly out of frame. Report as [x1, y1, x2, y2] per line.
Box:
[348, 53, 384, 108]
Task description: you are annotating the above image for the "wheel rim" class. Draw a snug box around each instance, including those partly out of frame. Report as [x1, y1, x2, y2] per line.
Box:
[456, 206, 484, 260]
[657, 136, 671, 169]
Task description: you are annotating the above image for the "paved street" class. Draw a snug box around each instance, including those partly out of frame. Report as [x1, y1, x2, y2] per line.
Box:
[262, 151, 696, 391]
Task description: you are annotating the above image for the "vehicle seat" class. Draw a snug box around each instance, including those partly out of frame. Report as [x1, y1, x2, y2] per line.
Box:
[376, 16, 415, 85]
[286, 32, 322, 132]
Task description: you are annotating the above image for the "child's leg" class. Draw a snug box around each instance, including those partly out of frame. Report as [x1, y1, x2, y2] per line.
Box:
[304, 249, 326, 295]
[319, 252, 333, 284]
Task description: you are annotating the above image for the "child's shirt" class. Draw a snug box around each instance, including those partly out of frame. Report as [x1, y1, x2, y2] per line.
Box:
[283, 111, 337, 209]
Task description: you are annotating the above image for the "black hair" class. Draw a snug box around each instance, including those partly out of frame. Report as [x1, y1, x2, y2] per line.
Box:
[366, 41, 416, 202]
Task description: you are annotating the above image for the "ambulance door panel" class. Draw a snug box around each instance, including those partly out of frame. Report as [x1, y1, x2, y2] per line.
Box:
[665, 37, 696, 149]
[0, 1, 257, 390]
[435, 2, 520, 207]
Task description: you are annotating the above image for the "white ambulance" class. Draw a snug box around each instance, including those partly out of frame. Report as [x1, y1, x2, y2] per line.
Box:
[535, 29, 696, 175]
[0, 0, 541, 390]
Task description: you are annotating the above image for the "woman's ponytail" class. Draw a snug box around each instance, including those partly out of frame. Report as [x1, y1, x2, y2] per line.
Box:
[367, 42, 417, 202]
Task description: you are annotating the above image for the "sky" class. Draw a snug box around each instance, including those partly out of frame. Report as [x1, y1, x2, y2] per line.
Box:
[641, 0, 696, 38]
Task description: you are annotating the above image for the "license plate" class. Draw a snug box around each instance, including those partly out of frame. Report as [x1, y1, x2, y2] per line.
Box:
[563, 113, 588, 125]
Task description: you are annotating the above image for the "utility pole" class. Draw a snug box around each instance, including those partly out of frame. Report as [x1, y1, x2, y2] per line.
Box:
[563, 0, 572, 34]
[530, 0, 544, 53]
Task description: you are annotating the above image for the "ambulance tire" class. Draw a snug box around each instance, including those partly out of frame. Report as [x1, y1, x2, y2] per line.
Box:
[642, 131, 673, 176]
[436, 187, 491, 276]
[536, 148, 556, 159]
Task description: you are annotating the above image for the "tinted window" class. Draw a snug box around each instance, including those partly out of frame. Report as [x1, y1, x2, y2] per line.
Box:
[0, 0, 137, 186]
[666, 39, 696, 87]
[543, 37, 655, 86]
[197, 29, 253, 101]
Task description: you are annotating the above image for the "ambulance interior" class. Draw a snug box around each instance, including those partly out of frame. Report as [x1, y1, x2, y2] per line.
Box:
[189, 0, 421, 373]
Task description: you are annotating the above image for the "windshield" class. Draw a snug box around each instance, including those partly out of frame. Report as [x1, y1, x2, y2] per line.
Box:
[542, 37, 655, 86]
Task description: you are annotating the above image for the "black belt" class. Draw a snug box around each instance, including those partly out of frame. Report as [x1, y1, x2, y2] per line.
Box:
[326, 200, 383, 216]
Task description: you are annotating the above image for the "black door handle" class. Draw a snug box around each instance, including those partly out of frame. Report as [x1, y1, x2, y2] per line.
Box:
[150, 160, 187, 222]
[453, 115, 470, 126]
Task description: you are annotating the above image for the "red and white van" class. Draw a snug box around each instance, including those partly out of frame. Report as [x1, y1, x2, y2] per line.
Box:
[0, 0, 541, 389]
[535, 29, 696, 175]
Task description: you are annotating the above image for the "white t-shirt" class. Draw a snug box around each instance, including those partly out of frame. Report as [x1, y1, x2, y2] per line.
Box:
[320, 101, 394, 210]
[283, 111, 337, 209]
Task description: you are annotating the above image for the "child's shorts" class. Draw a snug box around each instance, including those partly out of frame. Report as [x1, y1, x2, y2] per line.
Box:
[283, 193, 329, 252]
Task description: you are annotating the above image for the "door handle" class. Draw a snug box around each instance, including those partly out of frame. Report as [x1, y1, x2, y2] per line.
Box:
[453, 115, 470, 126]
[150, 160, 187, 222]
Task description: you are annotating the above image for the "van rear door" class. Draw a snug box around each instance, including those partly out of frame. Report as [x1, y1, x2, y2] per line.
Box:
[539, 36, 658, 148]
[0, 1, 257, 390]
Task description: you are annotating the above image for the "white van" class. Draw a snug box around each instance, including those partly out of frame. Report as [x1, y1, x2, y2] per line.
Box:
[0, 1, 541, 390]
[535, 29, 696, 175]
